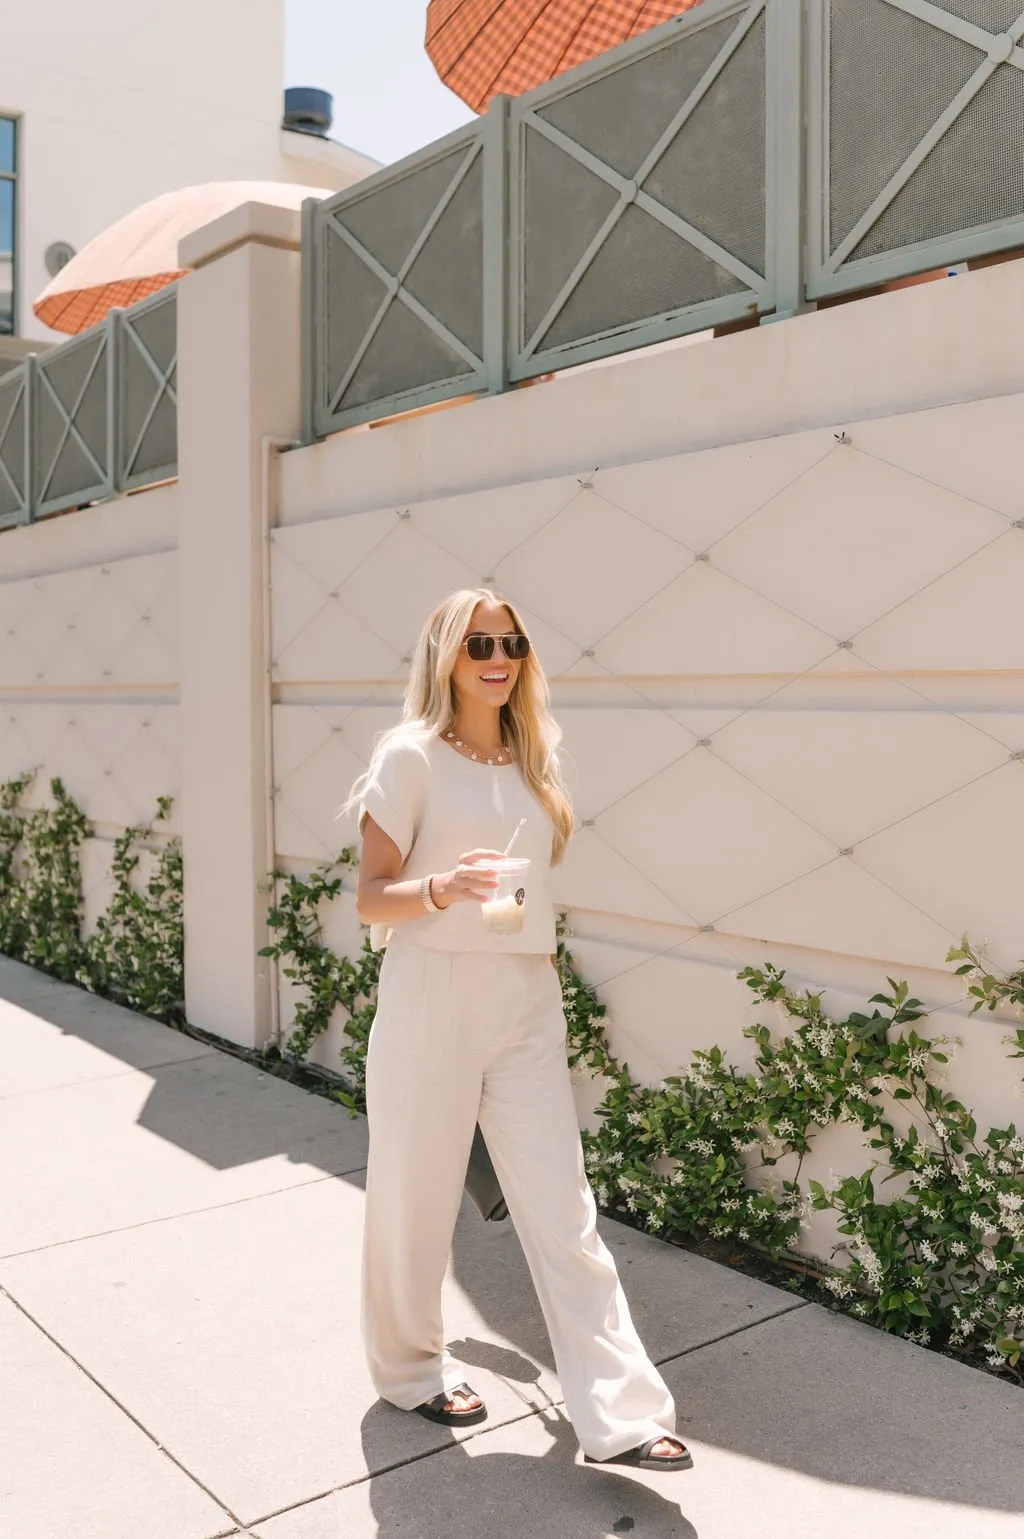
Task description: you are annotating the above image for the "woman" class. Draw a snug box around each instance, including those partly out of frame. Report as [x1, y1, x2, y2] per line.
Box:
[346, 587, 690, 1472]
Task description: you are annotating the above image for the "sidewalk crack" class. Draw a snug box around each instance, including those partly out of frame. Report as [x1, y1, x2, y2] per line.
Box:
[654, 1298, 811, 1369]
[1, 1282, 246, 1529]
[0, 1165, 367, 1260]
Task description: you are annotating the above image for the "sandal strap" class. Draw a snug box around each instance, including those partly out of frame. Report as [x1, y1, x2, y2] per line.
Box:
[639, 1436, 687, 1460]
[424, 1382, 476, 1412]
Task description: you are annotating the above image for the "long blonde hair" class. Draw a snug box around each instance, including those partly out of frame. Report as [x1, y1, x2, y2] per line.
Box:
[347, 588, 574, 862]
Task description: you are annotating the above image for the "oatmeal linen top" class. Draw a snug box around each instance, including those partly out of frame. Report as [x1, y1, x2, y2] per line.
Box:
[358, 728, 557, 955]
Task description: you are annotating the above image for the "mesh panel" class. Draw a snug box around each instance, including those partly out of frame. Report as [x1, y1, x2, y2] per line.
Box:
[334, 147, 470, 275]
[37, 336, 108, 502]
[522, 126, 619, 343]
[829, 0, 983, 253]
[403, 154, 485, 360]
[852, 61, 1024, 260]
[539, 204, 744, 352]
[127, 297, 176, 375]
[40, 334, 103, 415]
[341, 300, 474, 410]
[324, 229, 389, 403]
[926, 0, 1023, 28]
[536, 14, 742, 180]
[127, 395, 177, 479]
[121, 335, 176, 480]
[0, 373, 25, 516]
[39, 436, 98, 504]
[645, 13, 766, 276]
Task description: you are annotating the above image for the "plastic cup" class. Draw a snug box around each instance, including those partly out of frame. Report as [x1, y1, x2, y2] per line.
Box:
[480, 857, 531, 934]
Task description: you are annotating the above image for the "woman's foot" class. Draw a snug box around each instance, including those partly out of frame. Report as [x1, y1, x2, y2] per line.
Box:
[413, 1383, 488, 1427]
[586, 1436, 693, 1471]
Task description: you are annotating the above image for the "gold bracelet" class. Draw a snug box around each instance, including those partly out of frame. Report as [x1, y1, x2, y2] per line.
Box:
[421, 875, 439, 914]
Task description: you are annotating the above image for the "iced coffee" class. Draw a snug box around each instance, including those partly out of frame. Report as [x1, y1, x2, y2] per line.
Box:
[480, 857, 530, 934]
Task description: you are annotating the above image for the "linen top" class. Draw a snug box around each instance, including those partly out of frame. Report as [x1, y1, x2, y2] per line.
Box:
[358, 727, 557, 954]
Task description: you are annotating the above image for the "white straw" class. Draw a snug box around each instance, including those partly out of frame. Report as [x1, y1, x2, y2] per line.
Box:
[503, 818, 527, 857]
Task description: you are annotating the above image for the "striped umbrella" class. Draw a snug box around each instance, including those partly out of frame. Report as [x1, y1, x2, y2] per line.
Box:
[426, 0, 708, 114]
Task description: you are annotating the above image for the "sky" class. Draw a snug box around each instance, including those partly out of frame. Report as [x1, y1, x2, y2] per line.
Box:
[285, 0, 476, 167]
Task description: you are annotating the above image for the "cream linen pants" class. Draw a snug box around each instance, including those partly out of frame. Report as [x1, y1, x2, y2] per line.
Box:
[361, 940, 677, 1462]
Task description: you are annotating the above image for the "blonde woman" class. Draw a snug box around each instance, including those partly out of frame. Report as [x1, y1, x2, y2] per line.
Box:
[346, 588, 690, 1472]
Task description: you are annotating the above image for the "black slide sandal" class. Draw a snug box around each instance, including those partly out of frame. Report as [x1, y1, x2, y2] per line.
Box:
[413, 1382, 488, 1427]
[586, 1436, 694, 1472]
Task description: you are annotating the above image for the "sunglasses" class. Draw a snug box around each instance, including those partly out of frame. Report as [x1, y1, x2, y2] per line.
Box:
[463, 632, 531, 663]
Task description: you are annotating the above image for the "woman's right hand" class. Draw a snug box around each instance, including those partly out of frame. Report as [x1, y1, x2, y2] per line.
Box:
[431, 850, 503, 908]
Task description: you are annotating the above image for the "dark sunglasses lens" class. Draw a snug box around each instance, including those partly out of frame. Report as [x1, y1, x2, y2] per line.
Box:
[466, 635, 496, 661]
[502, 634, 530, 661]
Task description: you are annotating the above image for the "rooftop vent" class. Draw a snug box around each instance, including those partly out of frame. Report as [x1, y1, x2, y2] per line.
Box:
[283, 87, 333, 138]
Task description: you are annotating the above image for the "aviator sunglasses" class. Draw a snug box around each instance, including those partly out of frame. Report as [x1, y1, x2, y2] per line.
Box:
[463, 631, 531, 663]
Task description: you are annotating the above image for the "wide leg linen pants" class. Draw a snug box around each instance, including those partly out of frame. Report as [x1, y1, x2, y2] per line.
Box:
[361, 940, 676, 1462]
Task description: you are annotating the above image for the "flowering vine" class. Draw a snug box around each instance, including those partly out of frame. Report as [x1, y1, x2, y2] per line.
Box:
[0, 772, 184, 1022]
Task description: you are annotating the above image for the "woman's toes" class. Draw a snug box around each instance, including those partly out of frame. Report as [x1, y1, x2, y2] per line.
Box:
[650, 1437, 686, 1459]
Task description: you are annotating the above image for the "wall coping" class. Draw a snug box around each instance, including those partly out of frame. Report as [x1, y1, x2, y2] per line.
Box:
[179, 201, 303, 271]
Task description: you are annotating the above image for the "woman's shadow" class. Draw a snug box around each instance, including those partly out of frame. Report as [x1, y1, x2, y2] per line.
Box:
[359, 1339, 698, 1539]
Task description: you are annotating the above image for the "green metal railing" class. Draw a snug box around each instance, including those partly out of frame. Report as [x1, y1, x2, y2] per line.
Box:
[303, 0, 1024, 441]
[0, 286, 177, 531]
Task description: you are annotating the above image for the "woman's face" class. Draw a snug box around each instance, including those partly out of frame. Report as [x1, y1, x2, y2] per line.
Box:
[451, 600, 523, 714]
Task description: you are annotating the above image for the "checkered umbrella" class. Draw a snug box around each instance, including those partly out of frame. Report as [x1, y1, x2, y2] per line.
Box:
[426, 0, 707, 113]
[32, 181, 333, 335]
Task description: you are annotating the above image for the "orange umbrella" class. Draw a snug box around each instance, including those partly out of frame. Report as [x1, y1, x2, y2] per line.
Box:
[33, 181, 334, 335]
[427, 0, 708, 113]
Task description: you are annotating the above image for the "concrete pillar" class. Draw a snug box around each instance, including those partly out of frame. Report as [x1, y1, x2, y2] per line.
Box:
[176, 202, 301, 1047]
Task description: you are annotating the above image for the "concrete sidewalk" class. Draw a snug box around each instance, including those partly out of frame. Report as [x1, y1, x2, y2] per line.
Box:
[3, 956, 1022, 1539]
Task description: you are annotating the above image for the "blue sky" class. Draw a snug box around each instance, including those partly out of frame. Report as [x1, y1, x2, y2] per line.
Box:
[285, 0, 476, 167]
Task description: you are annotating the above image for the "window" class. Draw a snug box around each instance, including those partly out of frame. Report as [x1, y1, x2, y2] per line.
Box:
[0, 117, 16, 336]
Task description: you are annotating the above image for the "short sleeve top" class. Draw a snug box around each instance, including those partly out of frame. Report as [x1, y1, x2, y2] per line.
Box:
[358, 728, 557, 954]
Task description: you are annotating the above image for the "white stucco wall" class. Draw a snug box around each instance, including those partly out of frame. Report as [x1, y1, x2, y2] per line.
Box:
[3, 207, 1022, 1267]
[0, 485, 180, 926]
[272, 261, 1024, 1255]
[0, 0, 376, 341]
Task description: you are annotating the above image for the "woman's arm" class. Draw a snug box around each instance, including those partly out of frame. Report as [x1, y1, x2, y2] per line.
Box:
[355, 815, 502, 925]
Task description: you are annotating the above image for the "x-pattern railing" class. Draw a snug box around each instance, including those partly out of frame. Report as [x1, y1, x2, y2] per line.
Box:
[35, 332, 110, 512]
[515, 1, 769, 363]
[0, 286, 177, 529]
[119, 297, 178, 488]
[324, 138, 486, 416]
[0, 369, 27, 525]
[304, 0, 1024, 439]
[824, 0, 1024, 274]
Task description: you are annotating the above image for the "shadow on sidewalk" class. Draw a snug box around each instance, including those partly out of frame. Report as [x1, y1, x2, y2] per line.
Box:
[359, 1396, 697, 1539]
[11, 967, 1024, 1523]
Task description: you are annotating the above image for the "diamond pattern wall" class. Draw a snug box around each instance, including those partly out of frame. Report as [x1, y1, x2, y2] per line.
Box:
[272, 391, 1024, 1170]
[0, 543, 181, 926]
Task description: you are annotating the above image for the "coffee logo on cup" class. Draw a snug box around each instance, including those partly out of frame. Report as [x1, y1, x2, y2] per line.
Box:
[515, 888, 525, 906]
